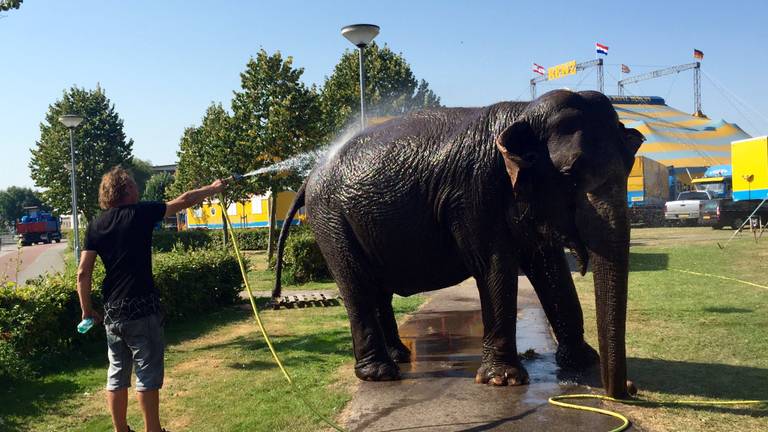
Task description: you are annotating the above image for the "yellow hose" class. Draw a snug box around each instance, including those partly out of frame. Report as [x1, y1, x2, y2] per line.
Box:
[548, 393, 767, 431]
[220, 203, 347, 432]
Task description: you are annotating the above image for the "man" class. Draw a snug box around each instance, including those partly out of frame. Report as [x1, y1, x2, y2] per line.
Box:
[77, 166, 226, 432]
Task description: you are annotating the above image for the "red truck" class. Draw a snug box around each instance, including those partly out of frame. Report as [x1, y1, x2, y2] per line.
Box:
[15, 207, 62, 246]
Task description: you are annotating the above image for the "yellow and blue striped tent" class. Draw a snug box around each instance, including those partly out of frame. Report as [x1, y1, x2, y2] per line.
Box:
[610, 96, 750, 168]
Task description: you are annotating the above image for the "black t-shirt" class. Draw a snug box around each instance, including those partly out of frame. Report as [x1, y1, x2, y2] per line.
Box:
[84, 201, 166, 305]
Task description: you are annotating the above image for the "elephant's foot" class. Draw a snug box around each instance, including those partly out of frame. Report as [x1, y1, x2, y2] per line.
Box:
[475, 349, 529, 386]
[556, 340, 599, 370]
[387, 341, 412, 363]
[355, 359, 401, 381]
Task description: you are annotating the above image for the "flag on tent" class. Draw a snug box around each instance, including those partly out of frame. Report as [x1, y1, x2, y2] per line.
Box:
[693, 49, 704, 60]
[596, 43, 609, 55]
[532, 63, 546, 76]
[621, 64, 631, 74]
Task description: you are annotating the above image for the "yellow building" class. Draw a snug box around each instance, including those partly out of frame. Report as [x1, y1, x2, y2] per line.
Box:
[182, 191, 304, 230]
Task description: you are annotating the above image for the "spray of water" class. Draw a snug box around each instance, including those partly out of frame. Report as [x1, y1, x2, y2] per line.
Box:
[239, 126, 359, 179]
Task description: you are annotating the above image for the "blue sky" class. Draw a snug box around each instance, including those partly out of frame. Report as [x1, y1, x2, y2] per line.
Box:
[2, 0, 767, 188]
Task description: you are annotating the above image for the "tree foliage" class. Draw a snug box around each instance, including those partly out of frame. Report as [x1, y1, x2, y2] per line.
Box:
[0, 187, 46, 230]
[0, 0, 22, 11]
[128, 158, 154, 197]
[142, 172, 174, 202]
[29, 86, 134, 221]
[321, 42, 441, 133]
[172, 103, 253, 204]
[231, 49, 326, 194]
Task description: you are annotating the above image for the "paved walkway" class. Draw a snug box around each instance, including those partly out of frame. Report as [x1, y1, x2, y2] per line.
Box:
[339, 277, 634, 432]
[0, 242, 67, 285]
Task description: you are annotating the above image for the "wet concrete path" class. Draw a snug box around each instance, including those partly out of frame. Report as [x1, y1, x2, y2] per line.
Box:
[340, 277, 633, 431]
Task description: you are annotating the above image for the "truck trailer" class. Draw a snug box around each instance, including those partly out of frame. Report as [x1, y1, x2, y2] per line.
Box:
[627, 156, 668, 226]
[15, 207, 62, 246]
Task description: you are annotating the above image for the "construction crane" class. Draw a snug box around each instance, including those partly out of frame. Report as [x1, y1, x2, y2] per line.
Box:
[617, 62, 704, 117]
[530, 58, 604, 99]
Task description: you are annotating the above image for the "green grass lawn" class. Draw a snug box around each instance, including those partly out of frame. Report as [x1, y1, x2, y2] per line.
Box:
[1, 265, 424, 431]
[573, 229, 768, 431]
[244, 250, 337, 292]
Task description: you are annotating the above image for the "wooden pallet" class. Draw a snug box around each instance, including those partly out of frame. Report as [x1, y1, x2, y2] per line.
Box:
[270, 293, 343, 310]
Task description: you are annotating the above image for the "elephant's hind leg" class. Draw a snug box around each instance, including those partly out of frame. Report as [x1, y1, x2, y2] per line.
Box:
[316, 222, 400, 381]
[376, 292, 412, 363]
[520, 245, 599, 370]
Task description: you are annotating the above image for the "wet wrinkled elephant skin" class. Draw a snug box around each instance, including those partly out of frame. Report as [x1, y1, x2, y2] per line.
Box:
[272, 90, 643, 398]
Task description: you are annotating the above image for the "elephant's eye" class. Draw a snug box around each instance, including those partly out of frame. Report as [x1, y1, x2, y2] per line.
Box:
[556, 117, 581, 135]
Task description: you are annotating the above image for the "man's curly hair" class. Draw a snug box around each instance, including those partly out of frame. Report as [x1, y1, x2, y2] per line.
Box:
[99, 166, 136, 209]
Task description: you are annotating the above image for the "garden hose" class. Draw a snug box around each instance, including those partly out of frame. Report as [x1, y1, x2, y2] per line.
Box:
[549, 264, 768, 431]
[219, 200, 347, 432]
[548, 393, 767, 432]
[220, 197, 766, 432]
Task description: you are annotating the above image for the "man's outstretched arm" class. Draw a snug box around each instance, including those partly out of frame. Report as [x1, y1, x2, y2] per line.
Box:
[165, 179, 227, 217]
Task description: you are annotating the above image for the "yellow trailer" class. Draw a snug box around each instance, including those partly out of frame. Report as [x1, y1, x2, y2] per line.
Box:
[183, 191, 303, 230]
[732, 136, 768, 201]
[627, 156, 668, 207]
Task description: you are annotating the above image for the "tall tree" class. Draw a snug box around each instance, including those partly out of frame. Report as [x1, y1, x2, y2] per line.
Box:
[0, 0, 22, 11]
[129, 158, 155, 197]
[321, 42, 441, 133]
[172, 103, 253, 204]
[231, 49, 325, 257]
[172, 103, 254, 246]
[29, 86, 134, 221]
[142, 172, 174, 202]
[0, 187, 45, 230]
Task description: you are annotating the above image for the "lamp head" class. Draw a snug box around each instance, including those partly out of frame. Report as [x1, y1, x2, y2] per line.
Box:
[58, 114, 84, 128]
[341, 24, 380, 48]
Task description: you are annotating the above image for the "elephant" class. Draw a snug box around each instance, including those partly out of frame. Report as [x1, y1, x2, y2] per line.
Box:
[272, 89, 644, 398]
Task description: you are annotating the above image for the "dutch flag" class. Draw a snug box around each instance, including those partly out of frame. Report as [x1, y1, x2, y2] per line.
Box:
[596, 43, 609, 56]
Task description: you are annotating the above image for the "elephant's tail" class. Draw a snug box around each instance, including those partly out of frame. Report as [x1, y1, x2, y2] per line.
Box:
[272, 181, 307, 299]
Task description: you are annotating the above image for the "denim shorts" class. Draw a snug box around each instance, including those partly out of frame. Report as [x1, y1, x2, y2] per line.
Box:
[105, 313, 165, 391]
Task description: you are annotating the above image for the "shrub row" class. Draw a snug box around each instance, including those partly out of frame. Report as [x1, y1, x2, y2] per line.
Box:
[0, 249, 244, 379]
[276, 226, 331, 284]
[65, 227, 271, 252]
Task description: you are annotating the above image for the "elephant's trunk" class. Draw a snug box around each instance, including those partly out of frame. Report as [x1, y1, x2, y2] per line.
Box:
[578, 183, 630, 399]
[590, 242, 629, 398]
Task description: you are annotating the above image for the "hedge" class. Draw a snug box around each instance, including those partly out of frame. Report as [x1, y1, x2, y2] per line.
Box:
[66, 228, 271, 252]
[279, 226, 331, 284]
[0, 249, 243, 379]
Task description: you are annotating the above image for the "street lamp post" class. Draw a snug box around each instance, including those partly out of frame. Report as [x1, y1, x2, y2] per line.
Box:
[341, 24, 380, 131]
[58, 114, 84, 266]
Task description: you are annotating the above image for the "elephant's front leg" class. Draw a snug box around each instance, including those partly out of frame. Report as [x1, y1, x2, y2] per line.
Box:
[520, 244, 599, 370]
[474, 255, 529, 386]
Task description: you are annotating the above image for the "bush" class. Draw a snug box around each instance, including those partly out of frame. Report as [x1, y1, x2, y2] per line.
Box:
[0, 269, 105, 379]
[0, 249, 243, 379]
[153, 249, 243, 319]
[280, 227, 331, 284]
[152, 230, 216, 252]
[227, 229, 270, 251]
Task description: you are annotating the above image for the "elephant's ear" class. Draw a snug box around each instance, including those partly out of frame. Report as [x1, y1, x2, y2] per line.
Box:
[495, 120, 540, 194]
[617, 124, 645, 174]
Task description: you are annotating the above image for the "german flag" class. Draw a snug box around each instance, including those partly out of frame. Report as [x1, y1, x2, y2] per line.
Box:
[693, 49, 704, 60]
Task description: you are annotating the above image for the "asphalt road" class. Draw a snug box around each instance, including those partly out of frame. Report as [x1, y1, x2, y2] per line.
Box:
[0, 241, 67, 285]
